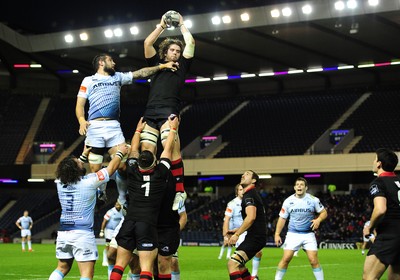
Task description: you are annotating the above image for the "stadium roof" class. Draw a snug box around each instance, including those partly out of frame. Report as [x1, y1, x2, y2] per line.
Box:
[1, 0, 400, 97]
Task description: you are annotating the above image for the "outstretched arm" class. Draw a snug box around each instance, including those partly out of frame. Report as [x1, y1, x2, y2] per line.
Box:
[129, 117, 146, 158]
[132, 62, 178, 79]
[179, 14, 195, 59]
[144, 16, 166, 59]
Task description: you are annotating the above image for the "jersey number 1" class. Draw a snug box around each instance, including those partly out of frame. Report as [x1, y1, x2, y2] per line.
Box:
[141, 182, 150, 197]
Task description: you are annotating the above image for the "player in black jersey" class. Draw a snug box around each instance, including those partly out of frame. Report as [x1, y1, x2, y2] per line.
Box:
[227, 170, 267, 280]
[141, 12, 195, 210]
[110, 116, 179, 280]
[363, 148, 400, 280]
[155, 129, 187, 280]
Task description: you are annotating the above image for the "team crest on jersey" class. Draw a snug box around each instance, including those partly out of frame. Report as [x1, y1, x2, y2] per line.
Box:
[369, 184, 379, 195]
[96, 170, 105, 181]
[143, 175, 150, 181]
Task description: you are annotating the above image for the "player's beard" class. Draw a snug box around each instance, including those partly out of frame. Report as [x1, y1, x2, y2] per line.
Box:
[104, 65, 115, 76]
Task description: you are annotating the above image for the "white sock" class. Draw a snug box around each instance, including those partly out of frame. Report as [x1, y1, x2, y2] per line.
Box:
[28, 241, 32, 250]
[22, 241, 26, 250]
[108, 265, 114, 279]
[313, 267, 324, 280]
[252, 256, 261, 276]
[103, 249, 108, 265]
[49, 269, 64, 280]
[171, 271, 180, 280]
[126, 272, 140, 280]
[218, 245, 225, 258]
[226, 246, 232, 258]
[116, 172, 128, 206]
[275, 268, 287, 280]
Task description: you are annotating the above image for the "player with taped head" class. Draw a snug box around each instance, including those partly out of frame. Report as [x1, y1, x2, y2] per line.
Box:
[142, 11, 195, 211]
[76, 53, 177, 206]
[110, 116, 180, 280]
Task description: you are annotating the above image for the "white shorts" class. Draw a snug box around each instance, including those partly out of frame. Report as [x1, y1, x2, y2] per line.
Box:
[55, 230, 98, 261]
[21, 229, 31, 237]
[363, 234, 375, 242]
[283, 232, 318, 251]
[104, 228, 114, 240]
[85, 120, 125, 148]
[109, 237, 118, 249]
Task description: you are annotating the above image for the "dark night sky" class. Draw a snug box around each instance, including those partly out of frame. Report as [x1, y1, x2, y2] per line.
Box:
[1, 0, 298, 34]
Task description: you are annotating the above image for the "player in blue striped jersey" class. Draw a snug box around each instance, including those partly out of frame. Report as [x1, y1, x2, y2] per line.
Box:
[274, 177, 327, 280]
[48, 144, 128, 280]
[15, 210, 33, 252]
[76, 54, 177, 207]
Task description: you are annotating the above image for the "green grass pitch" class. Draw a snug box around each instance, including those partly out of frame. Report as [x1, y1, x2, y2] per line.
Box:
[0, 243, 385, 279]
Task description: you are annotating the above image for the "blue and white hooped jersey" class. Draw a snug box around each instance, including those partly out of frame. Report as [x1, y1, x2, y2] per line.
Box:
[56, 168, 110, 231]
[225, 197, 243, 230]
[78, 72, 132, 120]
[17, 216, 33, 229]
[279, 193, 325, 233]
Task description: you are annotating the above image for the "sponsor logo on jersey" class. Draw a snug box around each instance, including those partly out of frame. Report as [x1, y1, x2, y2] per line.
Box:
[290, 208, 312, 213]
[97, 170, 105, 181]
[143, 175, 150, 181]
[92, 81, 121, 89]
[142, 243, 153, 247]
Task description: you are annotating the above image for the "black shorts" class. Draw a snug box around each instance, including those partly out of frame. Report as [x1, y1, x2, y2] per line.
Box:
[157, 226, 180, 257]
[116, 220, 158, 252]
[144, 107, 179, 130]
[368, 233, 400, 266]
[236, 233, 266, 261]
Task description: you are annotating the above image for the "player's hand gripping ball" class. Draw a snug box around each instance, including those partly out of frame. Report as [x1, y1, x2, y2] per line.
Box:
[163, 10, 180, 28]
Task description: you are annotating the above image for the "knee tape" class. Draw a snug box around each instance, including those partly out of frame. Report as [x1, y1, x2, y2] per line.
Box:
[231, 251, 246, 266]
[161, 127, 177, 144]
[88, 153, 104, 164]
[140, 129, 159, 146]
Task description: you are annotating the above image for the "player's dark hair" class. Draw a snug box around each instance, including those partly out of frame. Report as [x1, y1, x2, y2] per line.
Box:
[158, 38, 184, 60]
[249, 170, 259, 185]
[296, 177, 308, 186]
[56, 156, 82, 185]
[92, 53, 109, 72]
[138, 150, 156, 170]
[376, 148, 398, 172]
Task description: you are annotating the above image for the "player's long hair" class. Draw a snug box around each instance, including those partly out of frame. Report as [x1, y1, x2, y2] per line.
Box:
[158, 38, 184, 61]
[235, 184, 241, 196]
[56, 156, 82, 185]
